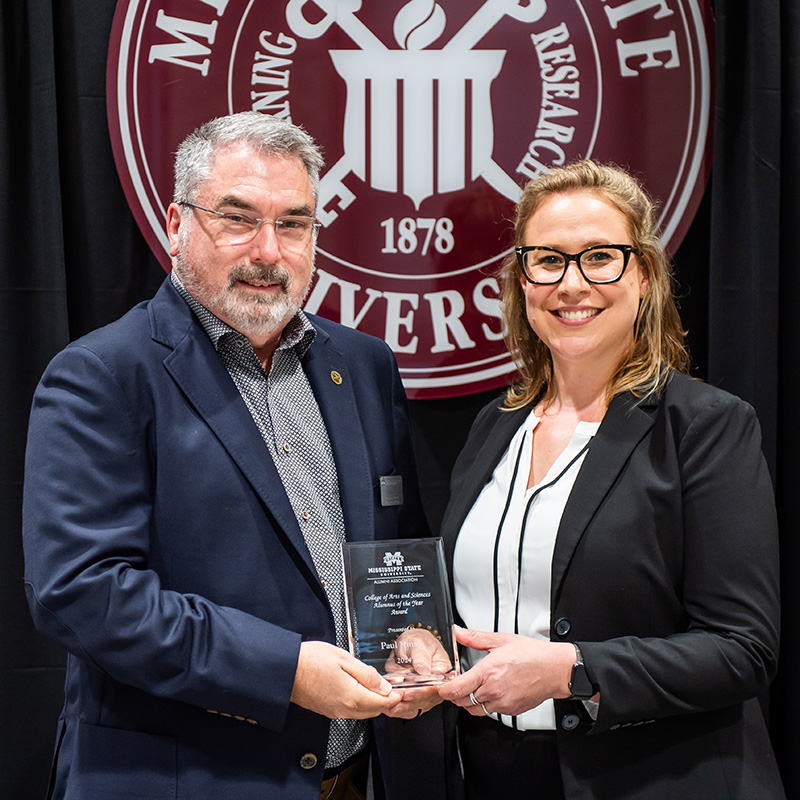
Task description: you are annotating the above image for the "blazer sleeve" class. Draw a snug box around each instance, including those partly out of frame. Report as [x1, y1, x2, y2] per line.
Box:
[22, 343, 301, 731]
[578, 389, 780, 733]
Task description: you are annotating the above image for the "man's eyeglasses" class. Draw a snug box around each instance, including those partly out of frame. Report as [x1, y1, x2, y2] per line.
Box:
[516, 244, 640, 285]
[179, 201, 321, 246]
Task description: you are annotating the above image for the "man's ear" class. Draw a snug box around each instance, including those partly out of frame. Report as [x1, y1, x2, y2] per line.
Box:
[166, 203, 182, 257]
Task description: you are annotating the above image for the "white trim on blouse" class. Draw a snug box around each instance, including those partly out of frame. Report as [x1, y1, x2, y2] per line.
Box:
[453, 411, 600, 730]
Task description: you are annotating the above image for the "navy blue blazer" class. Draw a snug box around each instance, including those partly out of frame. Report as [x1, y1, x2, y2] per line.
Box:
[441, 373, 785, 799]
[22, 278, 429, 800]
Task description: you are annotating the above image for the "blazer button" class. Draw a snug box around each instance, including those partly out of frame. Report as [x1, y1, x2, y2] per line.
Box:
[554, 618, 571, 637]
[299, 753, 318, 770]
[561, 714, 580, 731]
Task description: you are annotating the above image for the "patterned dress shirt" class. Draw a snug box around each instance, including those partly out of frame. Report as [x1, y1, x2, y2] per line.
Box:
[171, 271, 366, 768]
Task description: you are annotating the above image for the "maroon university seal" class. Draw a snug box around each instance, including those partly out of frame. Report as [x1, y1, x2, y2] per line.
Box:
[107, 0, 713, 398]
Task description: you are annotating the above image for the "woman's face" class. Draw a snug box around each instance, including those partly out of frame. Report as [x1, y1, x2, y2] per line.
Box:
[520, 190, 649, 376]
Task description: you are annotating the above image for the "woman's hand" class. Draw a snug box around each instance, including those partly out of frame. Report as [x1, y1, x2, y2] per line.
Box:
[437, 627, 576, 717]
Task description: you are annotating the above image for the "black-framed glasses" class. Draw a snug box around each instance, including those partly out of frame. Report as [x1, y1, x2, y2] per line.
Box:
[179, 201, 321, 246]
[516, 244, 640, 285]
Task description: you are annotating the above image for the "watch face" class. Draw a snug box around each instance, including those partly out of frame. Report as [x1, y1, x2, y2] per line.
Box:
[570, 662, 594, 698]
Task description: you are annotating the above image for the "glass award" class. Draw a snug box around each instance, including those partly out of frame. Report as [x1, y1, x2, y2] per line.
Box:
[342, 537, 458, 687]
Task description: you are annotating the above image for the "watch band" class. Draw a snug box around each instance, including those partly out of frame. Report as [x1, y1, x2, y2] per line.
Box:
[568, 642, 596, 699]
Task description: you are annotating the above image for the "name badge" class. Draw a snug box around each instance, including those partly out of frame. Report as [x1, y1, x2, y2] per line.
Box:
[379, 475, 403, 507]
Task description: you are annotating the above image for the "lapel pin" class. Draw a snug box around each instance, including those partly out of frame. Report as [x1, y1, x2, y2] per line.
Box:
[330, 370, 343, 385]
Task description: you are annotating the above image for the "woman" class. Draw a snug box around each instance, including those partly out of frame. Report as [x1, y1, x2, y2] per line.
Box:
[437, 161, 784, 799]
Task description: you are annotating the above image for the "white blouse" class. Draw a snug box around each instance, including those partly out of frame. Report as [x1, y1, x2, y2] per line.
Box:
[453, 411, 599, 730]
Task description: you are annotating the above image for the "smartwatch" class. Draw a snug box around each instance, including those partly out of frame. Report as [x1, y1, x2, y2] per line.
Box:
[568, 643, 596, 699]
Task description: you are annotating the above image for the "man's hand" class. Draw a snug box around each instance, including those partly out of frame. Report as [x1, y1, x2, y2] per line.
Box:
[384, 628, 454, 679]
[380, 628, 452, 719]
[383, 684, 444, 719]
[290, 641, 402, 719]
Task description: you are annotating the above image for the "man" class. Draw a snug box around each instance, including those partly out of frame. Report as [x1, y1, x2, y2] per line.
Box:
[22, 112, 441, 799]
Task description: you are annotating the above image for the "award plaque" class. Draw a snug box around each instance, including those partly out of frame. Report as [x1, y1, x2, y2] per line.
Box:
[342, 537, 458, 687]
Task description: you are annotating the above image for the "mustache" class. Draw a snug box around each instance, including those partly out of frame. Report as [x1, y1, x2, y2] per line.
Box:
[227, 265, 291, 292]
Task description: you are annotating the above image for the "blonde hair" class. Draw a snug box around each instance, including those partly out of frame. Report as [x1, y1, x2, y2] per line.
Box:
[501, 160, 690, 409]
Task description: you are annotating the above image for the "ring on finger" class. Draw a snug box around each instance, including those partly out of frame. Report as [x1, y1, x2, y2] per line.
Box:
[480, 702, 490, 716]
[469, 692, 479, 706]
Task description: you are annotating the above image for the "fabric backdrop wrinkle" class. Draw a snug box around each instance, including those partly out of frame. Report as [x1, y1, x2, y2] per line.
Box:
[708, 1, 780, 474]
[1, 1, 69, 797]
[3, 1, 798, 798]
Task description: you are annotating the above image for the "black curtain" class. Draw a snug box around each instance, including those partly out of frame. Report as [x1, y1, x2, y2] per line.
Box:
[707, 2, 780, 467]
[2, 1, 796, 798]
[771, 0, 800, 787]
[1, 2, 164, 795]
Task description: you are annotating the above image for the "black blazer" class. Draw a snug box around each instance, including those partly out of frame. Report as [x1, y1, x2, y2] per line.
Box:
[441, 372, 784, 799]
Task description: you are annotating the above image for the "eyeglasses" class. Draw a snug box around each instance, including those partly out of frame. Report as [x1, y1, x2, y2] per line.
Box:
[516, 244, 640, 285]
[179, 201, 321, 246]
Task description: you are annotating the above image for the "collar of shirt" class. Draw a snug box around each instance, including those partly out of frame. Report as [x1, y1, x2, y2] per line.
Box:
[170, 270, 315, 360]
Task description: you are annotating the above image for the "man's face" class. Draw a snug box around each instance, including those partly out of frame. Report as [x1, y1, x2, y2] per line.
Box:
[167, 143, 316, 348]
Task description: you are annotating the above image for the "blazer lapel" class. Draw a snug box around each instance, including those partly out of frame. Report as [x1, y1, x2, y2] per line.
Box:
[441, 402, 530, 579]
[150, 282, 320, 583]
[551, 392, 657, 604]
[451, 405, 531, 527]
[301, 327, 374, 544]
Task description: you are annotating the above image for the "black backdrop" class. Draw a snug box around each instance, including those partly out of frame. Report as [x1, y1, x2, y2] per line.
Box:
[2, 1, 796, 797]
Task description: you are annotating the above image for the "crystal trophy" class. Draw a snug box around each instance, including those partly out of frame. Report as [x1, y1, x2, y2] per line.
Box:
[342, 537, 458, 687]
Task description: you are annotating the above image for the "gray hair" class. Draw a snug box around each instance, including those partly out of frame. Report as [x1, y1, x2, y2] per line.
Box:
[173, 112, 324, 206]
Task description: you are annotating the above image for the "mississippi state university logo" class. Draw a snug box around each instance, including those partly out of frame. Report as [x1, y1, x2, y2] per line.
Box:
[383, 551, 405, 568]
[107, 0, 713, 398]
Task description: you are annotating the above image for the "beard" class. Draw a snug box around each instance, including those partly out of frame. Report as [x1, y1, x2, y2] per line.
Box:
[174, 248, 313, 341]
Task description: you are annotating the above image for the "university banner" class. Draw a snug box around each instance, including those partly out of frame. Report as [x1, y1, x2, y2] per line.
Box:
[106, 0, 712, 398]
[3, 2, 798, 799]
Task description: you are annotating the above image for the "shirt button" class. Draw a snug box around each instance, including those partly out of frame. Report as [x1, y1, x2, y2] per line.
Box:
[301, 510, 310, 521]
[283, 443, 292, 453]
[299, 753, 318, 770]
